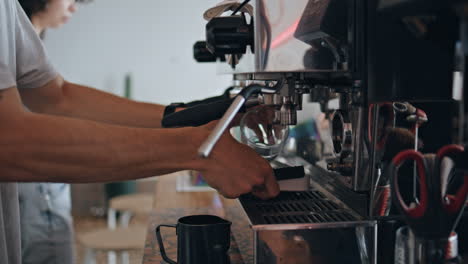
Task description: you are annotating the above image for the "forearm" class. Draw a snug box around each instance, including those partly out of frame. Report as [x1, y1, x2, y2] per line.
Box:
[0, 111, 206, 183]
[3, 86, 279, 199]
[22, 77, 166, 128]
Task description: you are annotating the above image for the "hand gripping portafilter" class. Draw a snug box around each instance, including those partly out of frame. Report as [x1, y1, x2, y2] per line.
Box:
[198, 83, 280, 158]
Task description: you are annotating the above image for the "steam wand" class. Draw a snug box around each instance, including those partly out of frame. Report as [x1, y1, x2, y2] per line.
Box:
[198, 81, 283, 158]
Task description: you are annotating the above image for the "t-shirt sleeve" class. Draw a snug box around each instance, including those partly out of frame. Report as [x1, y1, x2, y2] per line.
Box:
[14, 1, 58, 89]
[0, 62, 16, 91]
[0, 0, 16, 90]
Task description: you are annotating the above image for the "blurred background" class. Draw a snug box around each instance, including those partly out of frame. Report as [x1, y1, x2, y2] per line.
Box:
[43, 0, 231, 104]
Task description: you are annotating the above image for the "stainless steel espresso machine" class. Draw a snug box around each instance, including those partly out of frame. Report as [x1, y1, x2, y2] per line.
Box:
[195, 1, 377, 263]
[163, 0, 468, 263]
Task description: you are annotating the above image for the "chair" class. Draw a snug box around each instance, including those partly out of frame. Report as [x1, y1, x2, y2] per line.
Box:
[107, 193, 154, 228]
[78, 226, 147, 264]
[78, 193, 154, 264]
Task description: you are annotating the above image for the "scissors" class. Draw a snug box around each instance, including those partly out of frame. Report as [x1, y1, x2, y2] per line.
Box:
[390, 144, 468, 240]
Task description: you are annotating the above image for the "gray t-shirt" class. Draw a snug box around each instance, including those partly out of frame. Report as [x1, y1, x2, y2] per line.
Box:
[0, 0, 58, 263]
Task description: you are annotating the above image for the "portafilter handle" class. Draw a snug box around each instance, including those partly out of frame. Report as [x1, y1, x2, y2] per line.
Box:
[198, 84, 268, 158]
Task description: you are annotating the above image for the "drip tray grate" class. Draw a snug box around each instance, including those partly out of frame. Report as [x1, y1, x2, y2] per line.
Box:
[239, 191, 359, 225]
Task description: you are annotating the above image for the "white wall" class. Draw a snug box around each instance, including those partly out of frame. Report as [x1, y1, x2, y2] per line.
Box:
[43, 0, 231, 104]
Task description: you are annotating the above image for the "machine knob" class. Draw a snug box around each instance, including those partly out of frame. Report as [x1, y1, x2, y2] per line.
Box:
[193, 41, 226, 63]
[206, 16, 254, 56]
[331, 110, 353, 158]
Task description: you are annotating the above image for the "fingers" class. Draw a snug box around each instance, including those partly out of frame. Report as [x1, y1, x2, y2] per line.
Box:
[251, 185, 270, 200]
[216, 181, 255, 199]
[215, 169, 279, 200]
[201, 127, 280, 200]
[251, 169, 280, 200]
[264, 169, 280, 197]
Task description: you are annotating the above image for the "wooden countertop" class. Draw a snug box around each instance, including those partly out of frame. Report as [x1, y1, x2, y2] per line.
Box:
[142, 173, 248, 264]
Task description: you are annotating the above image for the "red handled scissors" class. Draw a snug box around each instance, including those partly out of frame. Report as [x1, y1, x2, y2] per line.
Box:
[390, 144, 468, 240]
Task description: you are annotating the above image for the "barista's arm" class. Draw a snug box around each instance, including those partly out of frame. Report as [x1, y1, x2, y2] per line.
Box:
[19, 75, 166, 128]
[2, 86, 279, 199]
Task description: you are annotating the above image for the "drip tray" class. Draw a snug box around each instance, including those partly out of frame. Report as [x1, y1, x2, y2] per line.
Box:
[239, 190, 360, 225]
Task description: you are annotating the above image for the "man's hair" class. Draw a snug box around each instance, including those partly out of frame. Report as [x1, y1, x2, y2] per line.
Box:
[18, 0, 89, 19]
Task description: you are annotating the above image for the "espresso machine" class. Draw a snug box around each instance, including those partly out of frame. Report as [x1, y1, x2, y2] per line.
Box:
[193, 1, 377, 263]
[163, 0, 468, 263]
